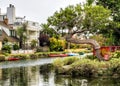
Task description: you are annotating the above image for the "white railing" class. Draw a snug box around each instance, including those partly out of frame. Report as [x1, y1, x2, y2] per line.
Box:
[11, 50, 35, 54]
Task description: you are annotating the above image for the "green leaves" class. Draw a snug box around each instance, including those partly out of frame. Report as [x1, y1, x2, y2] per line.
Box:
[45, 4, 111, 35]
[97, 0, 120, 22]
[83, 5, 111, 31]
[16, 22, 28, 48]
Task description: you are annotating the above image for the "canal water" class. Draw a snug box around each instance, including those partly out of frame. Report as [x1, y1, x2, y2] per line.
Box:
[0, 58, 120, 86]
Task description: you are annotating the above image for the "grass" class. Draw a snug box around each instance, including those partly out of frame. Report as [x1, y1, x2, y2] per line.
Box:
[64, 49, 91, 53]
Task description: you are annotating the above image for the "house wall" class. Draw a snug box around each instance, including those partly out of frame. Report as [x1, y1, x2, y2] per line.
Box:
[0, 41, 2, 50]
[25, 21, 40, 47]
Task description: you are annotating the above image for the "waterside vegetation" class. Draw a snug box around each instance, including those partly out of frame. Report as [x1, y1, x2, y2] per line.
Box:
[0, 52, 63, 61]
[53, 51, 120, 78]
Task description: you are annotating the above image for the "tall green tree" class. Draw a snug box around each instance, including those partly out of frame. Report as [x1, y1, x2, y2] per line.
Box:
[96, 0, 120, 45]
[44, 4, 111, 60]
[16, 22, 28, 49]
[97, 0, 120, 22]
[40, 23, 59, 38]
[47, 5, 81, 34]
[46, 4, 111, 37]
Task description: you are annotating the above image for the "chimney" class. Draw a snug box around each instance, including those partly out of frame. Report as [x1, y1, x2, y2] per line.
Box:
[10, 4, 12, 7]
[4, 18, 8, 25]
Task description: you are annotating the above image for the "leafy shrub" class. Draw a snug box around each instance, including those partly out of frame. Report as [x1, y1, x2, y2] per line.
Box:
[53, 57, 120, 77]
[13, 44, 19, 50]
[30, 39, 38, 49]
[49, 37, 66, 51]
[2, 52, 9, 56]
[85, 55, 97, 60]
[62, 57, 79, 65]
[2, 44, 12, 53]
[38, 34, 50, 47]
[29, 54, 38, 59]
[53, 58, 64, 68]
[108, 58, 120, 76]
[111, 51, 120, 58]
[53, 58, 113, 77]
[10, 54, 28, 60]
[35, 53, 49, 58]
[0, 55, 5, 61]
[70, 59, 101, 77]
[36, 53, 44, 58]
[53, 57, 79, 74]
[71, 63, 98, 77]
[64, 49, 91, 53]
[36, 47, 43, 52]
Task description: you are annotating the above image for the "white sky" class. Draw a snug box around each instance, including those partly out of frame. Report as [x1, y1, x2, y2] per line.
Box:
[0, 0, 85, 24]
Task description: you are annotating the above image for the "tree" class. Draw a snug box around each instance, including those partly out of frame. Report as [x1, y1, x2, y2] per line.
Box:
[47, 4, 111, 36]
[38, 34, 50, 47]
[45, 4, 111, 60]
[47, 5, 81, 34]
[30, 39, 38, 49]
[40, 23, 59, 38]
[96, 0, 120, 22]
[16, 22, 28, 49]
[96, 0, 120, 45]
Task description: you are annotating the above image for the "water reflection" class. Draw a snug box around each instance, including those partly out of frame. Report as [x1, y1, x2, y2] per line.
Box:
[55, 76, 88, 86]
[0, 58, 54, 69]
[0, 59, 120, 86]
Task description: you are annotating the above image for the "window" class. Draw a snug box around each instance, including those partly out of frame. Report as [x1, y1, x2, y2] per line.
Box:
[10, 30, 16, 37]
[0, 30, 2, 36]
[32, 22, 36, 26]
[10, 30, 12, 36]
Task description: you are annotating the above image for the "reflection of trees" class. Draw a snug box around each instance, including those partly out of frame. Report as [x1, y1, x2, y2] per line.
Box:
[1, 68, 9, 80]
[0, 67, 28, 86]
[0, 65, 40, 86]
[7, 67, 28, 86]
[19, 67, 28, 86]
[88, 77, 120, 86]
[55, 76, 88, 86]
[40, 64, 52, 82]
[27, 66, 39, 85]
[40, 64, 53, 74]
[1, 64, 120, 86]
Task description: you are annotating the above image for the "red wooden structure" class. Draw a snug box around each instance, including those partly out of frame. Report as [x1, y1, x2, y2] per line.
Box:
[93, 46, 120, 60]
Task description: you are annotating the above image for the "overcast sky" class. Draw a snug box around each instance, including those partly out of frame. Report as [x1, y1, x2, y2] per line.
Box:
[0, 0, 85, 24]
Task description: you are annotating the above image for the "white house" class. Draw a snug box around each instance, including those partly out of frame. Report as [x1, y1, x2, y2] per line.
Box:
[0, 4, 41, 48]
[0, 19, 18, 50]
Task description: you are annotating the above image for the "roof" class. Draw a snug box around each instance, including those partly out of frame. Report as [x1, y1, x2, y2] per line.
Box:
[0, 29, 19, 42]
[0, 21, 13, 30]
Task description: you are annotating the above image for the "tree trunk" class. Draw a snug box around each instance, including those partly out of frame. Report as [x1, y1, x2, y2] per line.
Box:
[66, 38, 104, 60]
[19, 37, 23, 49]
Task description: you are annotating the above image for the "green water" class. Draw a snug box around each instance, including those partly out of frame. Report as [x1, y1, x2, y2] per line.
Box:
[0, 59, 120, 86]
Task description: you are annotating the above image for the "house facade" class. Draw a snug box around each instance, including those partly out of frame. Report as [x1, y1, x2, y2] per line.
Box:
[14, 20, 41, 48]
[0, 20, 18, 50]
[25, 21, 40, 47]
[0, 4, 41, 49]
